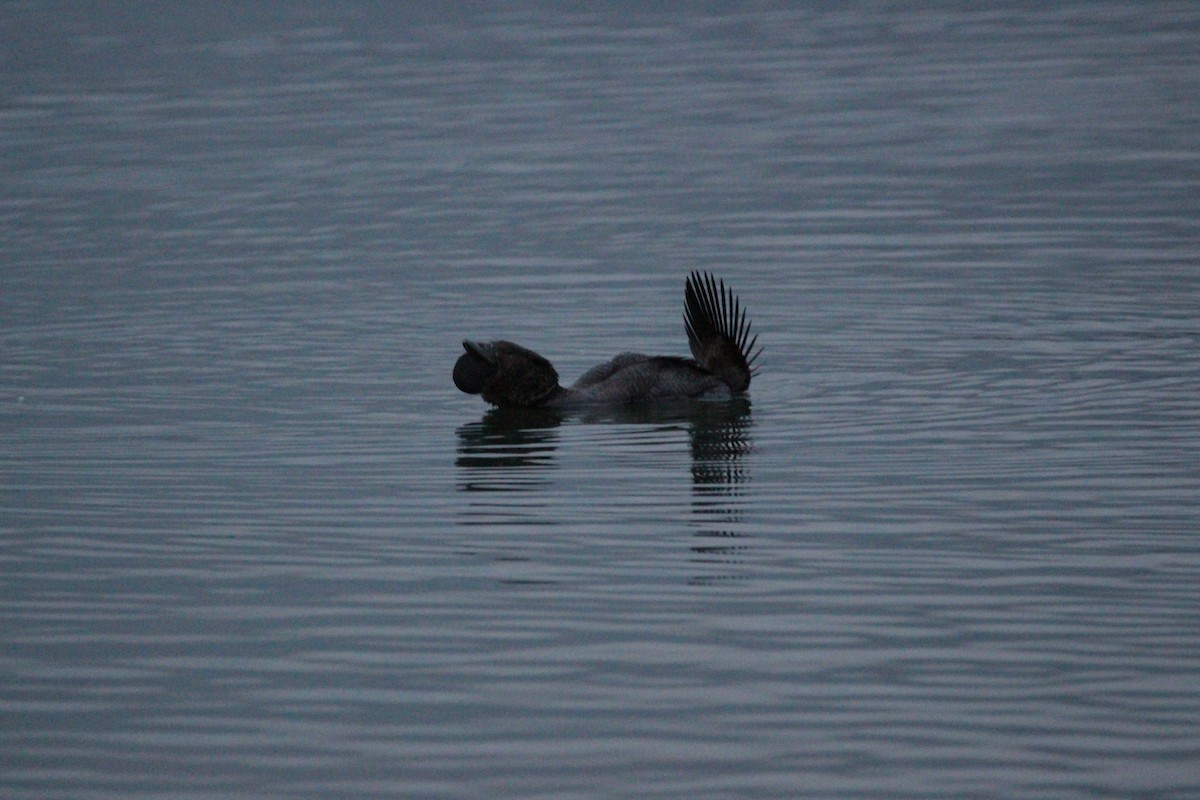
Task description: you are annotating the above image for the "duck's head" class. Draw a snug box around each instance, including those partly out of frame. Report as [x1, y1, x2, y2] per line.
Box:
[453, 340, 561, 408]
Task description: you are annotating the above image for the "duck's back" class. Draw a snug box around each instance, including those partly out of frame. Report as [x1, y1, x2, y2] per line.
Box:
[564, 353, 729, 405]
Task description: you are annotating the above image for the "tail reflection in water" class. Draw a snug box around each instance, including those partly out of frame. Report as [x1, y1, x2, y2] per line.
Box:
[685, 400, 755, 585]
[454, 400, 754, 583]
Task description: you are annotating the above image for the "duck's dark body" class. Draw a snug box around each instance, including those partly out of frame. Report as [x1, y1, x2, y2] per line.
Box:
[453, 272, 761, 409]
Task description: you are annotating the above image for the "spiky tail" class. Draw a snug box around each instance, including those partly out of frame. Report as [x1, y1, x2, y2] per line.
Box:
[683, 271, 762, 393]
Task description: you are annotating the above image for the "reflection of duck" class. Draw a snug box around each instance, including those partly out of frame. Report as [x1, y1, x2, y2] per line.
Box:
[454, 272, 762, 409]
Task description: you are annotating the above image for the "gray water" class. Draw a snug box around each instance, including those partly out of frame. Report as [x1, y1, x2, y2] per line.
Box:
[3, 4, 1199, 799]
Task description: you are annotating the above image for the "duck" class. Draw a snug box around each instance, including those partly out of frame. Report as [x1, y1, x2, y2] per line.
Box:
[453, 271, 761, 408]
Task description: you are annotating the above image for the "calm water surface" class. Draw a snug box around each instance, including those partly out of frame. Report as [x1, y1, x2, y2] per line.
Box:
[3, 4, 1199, 799]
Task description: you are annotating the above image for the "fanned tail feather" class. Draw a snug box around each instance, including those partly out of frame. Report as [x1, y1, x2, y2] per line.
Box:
[683, 271, 762, 393]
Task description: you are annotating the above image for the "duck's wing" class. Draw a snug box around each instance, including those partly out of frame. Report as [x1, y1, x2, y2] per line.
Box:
[572, 352, 649, 390]
[683, 271, 762, 393]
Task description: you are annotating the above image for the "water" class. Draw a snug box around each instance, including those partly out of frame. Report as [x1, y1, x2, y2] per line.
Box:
[3, 4, 1199, 798]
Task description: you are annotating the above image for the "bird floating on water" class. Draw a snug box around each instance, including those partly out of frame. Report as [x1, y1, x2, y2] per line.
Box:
[453, 272, 761, 409]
